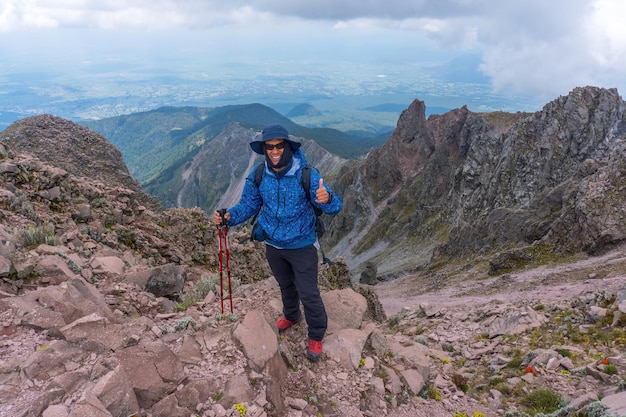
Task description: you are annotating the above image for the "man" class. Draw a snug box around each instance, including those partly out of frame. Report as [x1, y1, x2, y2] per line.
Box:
[213, 124, 342, 361]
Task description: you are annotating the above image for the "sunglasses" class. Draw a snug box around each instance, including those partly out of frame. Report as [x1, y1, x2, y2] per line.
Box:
[264, 142, 286, 150]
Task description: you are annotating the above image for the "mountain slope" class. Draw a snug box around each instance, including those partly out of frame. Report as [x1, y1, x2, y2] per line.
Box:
[141, 122, 347, 212]
[0, 114, 162, 211]
[0, 120, 623, 417]
[82, 104, 384, 186]
[326, 86, 626, 279]
[74, 86, 626, 283]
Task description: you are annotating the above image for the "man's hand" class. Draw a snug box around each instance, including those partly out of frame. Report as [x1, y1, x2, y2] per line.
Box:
[213, 210, 231, 225]
[315, 178, 330, 204]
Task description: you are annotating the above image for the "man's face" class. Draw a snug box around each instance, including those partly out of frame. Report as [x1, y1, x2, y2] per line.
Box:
[264, 139, 286, 166]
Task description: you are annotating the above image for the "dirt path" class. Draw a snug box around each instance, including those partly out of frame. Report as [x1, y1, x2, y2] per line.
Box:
[374, 245, 626, 315]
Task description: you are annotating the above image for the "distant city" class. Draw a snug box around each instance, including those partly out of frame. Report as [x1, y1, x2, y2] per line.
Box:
[0, 62, 543, 132]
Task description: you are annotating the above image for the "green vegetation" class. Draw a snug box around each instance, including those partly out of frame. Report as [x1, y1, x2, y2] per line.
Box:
[520, 388, 562, 415]
[115, 226, 136, 248]
[84, 103, 384, 189]
[175, 274, 240, 312]
[90, 197, 107, 208]
[20, 223, 57, 249]
[451, 373, 469, 392]
[8, 191, 38, 221]
[233, 403, 247, 416]
[603, 363, 618, 375]
[427, 385, 442, 401]
[174, 316, 196, 331]
[55, 251, 82, 274]
[384, 280, 625, 417]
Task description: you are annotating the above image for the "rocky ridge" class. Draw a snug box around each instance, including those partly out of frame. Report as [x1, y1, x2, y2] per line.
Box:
[0, 114, 162, 212]
[0, 94, 624, 417]
[328, 87, 626, 280]
[0, 136, 485, 417]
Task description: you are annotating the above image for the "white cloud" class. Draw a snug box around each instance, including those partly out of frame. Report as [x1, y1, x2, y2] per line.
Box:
[422, 0, 626, 100]
[588, 0, 626, 65]
[0, 0, 624, 103]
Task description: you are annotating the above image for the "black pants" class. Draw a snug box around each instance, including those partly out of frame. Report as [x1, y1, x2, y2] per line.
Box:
[266, 244, 327, 341]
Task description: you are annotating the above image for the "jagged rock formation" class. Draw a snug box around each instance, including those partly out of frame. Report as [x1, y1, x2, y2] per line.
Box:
[328, 87, 626, 279]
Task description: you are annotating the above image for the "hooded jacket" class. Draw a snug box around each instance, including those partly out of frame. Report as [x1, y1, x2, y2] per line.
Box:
[227, 150, 342, 249]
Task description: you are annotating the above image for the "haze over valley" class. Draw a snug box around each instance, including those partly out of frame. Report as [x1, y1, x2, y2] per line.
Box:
[3, 1, 624, 137]
[0, 57, 537, 135]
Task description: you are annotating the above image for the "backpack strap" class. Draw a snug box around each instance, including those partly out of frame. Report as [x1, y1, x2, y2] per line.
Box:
[301, 164, 323, 216]
[254, 162, 264, 187]
[302, 165, 330, 263]
[247, 163, 265, 240]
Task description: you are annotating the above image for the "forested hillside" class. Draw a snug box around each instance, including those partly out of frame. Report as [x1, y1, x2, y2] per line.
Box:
[82, 103, 387, 185]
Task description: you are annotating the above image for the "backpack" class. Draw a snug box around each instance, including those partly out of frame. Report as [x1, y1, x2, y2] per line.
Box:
[251, 163, 331, 263]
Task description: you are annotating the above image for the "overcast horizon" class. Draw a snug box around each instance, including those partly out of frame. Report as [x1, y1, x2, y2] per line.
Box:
[1, 0, 625, 120]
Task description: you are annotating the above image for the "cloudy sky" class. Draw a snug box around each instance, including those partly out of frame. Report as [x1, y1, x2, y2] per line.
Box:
[1, 0, 625, 112]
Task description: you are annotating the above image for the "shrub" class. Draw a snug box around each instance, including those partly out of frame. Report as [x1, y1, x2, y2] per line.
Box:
[387, 314, 402, 328]
[507, 349, 524, 369]
[520, 388, 561, 415]
[55, 251, 82, 274]
[90, 197, 107, 208]
[452, 373, 469, 393]
[428, 385, 442, 401]
[20, 223, 57, 249]
[116, 227, 136, 248]
[603, 364, 618, 375]
[9, 192, 38, 221]
[555, 348, 572, 358]
[493, 382, 511, 396]
[176, 274, 239, 312]
[174, 316, 196, 331]
[585, 401, 610, 417]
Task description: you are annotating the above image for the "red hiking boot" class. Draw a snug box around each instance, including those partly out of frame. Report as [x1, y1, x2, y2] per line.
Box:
[307, 339, 323, 362]
[276, 316, 301, 333]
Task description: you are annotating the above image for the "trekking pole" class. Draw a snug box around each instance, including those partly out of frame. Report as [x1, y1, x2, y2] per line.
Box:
[217, 209, 234, 314]
[217, 217, 225, 314]
[320, 247, 332, 266]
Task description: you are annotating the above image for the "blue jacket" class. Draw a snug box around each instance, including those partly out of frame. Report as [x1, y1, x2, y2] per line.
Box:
[228, 150, 342, 249]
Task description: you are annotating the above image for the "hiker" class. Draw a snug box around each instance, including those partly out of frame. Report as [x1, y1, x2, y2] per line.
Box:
[213, 124, 342, 361]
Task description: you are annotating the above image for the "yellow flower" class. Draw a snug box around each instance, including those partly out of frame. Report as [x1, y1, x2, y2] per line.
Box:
[234, 403, 247, 416]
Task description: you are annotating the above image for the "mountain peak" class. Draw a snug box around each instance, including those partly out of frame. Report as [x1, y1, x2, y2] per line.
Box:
[0, 114, 162, 211]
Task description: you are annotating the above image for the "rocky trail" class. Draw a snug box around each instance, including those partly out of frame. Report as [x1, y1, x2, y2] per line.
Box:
[370, 245, 626, 417]
[376, 245, 626, 315]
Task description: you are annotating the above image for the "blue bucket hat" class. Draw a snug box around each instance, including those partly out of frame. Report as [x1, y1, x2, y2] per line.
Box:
[250, 124, 302, 155]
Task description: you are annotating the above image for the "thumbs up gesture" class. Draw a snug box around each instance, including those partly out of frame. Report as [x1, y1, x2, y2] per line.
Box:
[315, 178, 330, 204]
